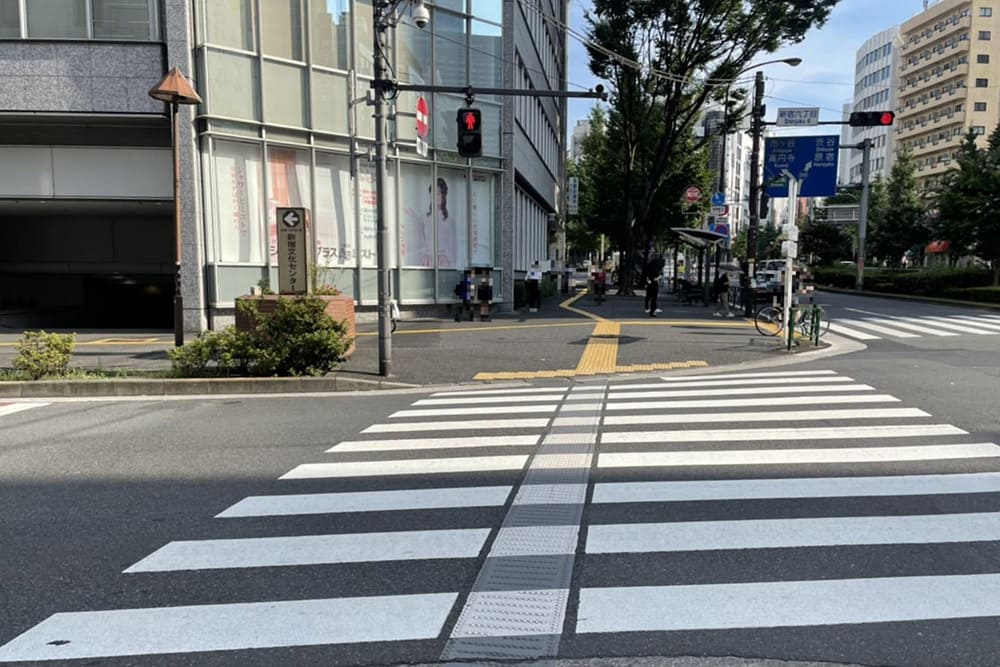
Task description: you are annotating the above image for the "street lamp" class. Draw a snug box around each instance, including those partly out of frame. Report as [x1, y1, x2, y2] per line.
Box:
[148, 67, 202, 347]
[719, 57, 801, 317]
[371, 0, 429, 377]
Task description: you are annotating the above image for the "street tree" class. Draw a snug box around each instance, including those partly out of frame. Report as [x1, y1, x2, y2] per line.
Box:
[936, 128, 1000, 284]
[586, 0, 840, 289]
[867, 153, 929, 266]
[800, 218, 852, 265]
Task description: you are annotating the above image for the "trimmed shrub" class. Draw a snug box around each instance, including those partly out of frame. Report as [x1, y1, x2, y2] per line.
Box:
[13, 331, 76, 380]
[942, 286, 1000, 303]
[812, 266, 992, 297]
[169, 296, 352, 377]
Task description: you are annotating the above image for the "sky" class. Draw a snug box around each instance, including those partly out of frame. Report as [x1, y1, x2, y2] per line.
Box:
[564, 0, 933, 137]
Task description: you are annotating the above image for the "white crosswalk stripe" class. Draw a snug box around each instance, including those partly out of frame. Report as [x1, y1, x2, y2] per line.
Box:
[0, 402, 48, 418]
[829, 313, 1000, 340]
[6, 372, 1000, 664]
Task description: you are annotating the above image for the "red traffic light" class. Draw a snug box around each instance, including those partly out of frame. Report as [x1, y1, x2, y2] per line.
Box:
[463, 111, 478, 131]
[849, 110, 895, 127]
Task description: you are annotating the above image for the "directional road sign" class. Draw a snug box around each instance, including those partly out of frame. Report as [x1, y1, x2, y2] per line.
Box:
[776, 107, 820, 127]
[763, 135, 839, 198]
[711, 192, 725, 206]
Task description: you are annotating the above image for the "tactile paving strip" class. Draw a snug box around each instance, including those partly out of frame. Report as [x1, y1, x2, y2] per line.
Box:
[441, 385, 605, 661]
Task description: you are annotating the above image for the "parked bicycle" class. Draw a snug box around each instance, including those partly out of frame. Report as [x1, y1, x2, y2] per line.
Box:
[754, 303, 830, 341]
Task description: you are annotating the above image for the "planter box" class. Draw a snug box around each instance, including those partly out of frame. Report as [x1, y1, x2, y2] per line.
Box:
[234, 294, 356, 357]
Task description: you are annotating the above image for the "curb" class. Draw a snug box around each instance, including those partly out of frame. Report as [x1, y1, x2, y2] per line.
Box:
[0, 374, 418, 399]
[816, 285, 1000, 310]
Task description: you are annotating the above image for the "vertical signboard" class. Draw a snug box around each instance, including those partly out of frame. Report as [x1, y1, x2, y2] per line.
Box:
[567, 176, 579, 215]
[276, 207, 312, 295]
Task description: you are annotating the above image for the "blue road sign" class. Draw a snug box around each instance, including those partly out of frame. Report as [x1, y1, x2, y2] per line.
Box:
[764, 135, 839, 197]
[711, 191, 725, 207]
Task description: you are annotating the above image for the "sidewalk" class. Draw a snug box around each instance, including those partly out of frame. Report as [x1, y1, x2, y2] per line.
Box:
[0, 289, 830, 396]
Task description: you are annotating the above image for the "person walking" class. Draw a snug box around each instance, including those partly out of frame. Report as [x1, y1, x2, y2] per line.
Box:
[713, 271, 734, 317]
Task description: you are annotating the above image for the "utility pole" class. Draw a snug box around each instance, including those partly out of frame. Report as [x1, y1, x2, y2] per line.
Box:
[371, 0, 394, 377]
[855, 138, 873, 292]
[744, 70, 766, 317]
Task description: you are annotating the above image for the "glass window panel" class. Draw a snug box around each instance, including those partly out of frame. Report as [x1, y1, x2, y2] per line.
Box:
[400, 269, 435, 300]
[436, 168, 467, 269]
[433, 92, 464, 152]
[471, 0, 502, 24]
[356, 76, 375, 138]
[470, 172, 495, 266]
[266, 147, 312, 261]
[396, 19, 431, 84]
[0, 0, 19, 38]
[478, 98, 501, 156]
[356, 160, 395, 268]
[263, 61, 307, 127]
[213, 140, 266, 264]
[92, 0, 153, 40]
[354, 0, 374, 77]
[436, 0, 464, 11]
[261, 0, 304, 60]
[25, 0, 87, 38]
[207, 50, 260, 120]
[311, 70, 349, 134]
[309, 0, 350, 69]
[433, 10, 467, 87]
[399, 162, 434, 266]
[470, 20, 501, 88]
[204, 0, 254, 51]
[315, 151, 356, 267]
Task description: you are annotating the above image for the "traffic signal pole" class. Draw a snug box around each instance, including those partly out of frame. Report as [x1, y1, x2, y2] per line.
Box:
[856, 138, 873, 291]
[744, 71, 765, 317]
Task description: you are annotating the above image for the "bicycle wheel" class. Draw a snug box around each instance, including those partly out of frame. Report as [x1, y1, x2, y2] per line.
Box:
[814, 307, 831, 338]
[754, 306, 784, 336]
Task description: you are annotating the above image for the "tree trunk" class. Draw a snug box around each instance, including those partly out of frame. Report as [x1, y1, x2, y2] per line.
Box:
[993, 260, 999, 286]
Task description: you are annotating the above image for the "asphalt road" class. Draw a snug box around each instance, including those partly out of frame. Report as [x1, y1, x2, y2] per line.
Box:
[2, 291, 1000, 666]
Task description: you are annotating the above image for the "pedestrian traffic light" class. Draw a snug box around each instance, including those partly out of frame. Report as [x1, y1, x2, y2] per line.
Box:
[848, 110, 895, 127]
[457, 108, 482, 157]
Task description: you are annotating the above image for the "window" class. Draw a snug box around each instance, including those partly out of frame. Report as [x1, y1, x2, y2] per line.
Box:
[25, 0, 88, 38]
[978, 30, 991, 40]
[972, 125, 986, 134]
[978, 54, 991, 63]
[981, 7, 993, 16]
[975, 101, 988, 111]
[205, 0, 254, 50]
[11, 0, 159, 39]
[976, 78, 989, 87]
[261, 0, 304, 61]
[92, 0, 154, 40]
[0, 0, 19, 37]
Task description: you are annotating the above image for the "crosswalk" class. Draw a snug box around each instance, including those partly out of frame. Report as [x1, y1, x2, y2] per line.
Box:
[829, 310, 1000, 341]
[0, 402, 46, 419]
[2, 369, 1000, 664]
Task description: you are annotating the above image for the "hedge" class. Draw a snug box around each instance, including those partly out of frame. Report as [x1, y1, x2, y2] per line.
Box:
[942, 286, 1000, 303]
[811, 266, 992, 297]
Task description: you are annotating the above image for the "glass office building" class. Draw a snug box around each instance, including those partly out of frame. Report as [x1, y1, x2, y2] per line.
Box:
[0, 0, 567, 330]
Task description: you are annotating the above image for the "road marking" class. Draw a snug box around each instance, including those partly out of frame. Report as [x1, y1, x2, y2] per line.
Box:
[603, 407, 929, 426]
[864, 318, 959, 336]
[124, 529, 491, 572]
[0, 403, 48, 417]
[328, 435, 540, 452]
[834, 319, 920, 338]
[597, 443, 1000, 469]
[606, 383, 876, 399]
[586, 511, 1000, 554]
[576, 321, 621, 375]
[916, 317, 998, 334]
[391, 405, 558, 417]
[414, 395, 564, 406]
[576, 574, 1000, 633]
[828, 322, 880, 340]
[943, 316, 1000, 332]
[217, 486, 514, 518]
[592, 472, 1000, 504]
[0, 594, 458, 661]
[472, 361, 709, 381]
[607, 376, 855, 390]
[363, 418, 550, 432]
[281, 455, 529, 479]
[432, 387, 569, 397]
[650, 370, 839, 383]
[604, 393, 901, 411]
[600, 423, 965, 444]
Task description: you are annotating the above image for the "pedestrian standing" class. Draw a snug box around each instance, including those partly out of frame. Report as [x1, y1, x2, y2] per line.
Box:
[526, 261, 543, 312]
[645, 273, 660, 317]
[713, 271, 734, 318]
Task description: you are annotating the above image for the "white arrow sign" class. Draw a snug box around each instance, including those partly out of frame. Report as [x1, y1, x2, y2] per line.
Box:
[282, 210, 301, 228]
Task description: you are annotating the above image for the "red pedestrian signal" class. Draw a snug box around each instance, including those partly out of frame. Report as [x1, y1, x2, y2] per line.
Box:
[456, 108, 482, 157]
[849, 110, 895, 127]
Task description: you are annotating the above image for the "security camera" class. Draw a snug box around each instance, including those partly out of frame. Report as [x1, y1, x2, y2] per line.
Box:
[412, 0, 430, 28]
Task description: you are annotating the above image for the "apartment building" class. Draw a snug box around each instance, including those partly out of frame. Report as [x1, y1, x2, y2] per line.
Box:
[848, 27, 900, 183]
[896, 0, 999, 189]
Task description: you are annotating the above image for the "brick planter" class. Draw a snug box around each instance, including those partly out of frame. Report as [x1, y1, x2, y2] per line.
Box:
[234, 294, 356, 357]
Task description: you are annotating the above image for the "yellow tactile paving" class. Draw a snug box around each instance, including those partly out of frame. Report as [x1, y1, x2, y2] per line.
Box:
[575, 321, 622, 375]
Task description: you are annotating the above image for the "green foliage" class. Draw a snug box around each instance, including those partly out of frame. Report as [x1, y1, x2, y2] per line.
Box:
[934, 127, 1000, 285]
[867, 153, 930, 266]
[799, 220, 853, 265]
[585, 0, 840, 287]
[169, 296, 352, 377]
[12, 331, 76, 380]
[310, 264, 342, 295]
[942, 286, 1000, 303]
[812, 267, 991, 295]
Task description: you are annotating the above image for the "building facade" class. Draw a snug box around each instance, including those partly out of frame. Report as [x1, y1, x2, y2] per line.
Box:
[701, 108, 752, 238]
[848, 26, 900, 184]
[896, 0, 998, 189]
[0, 0, 566, 332]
